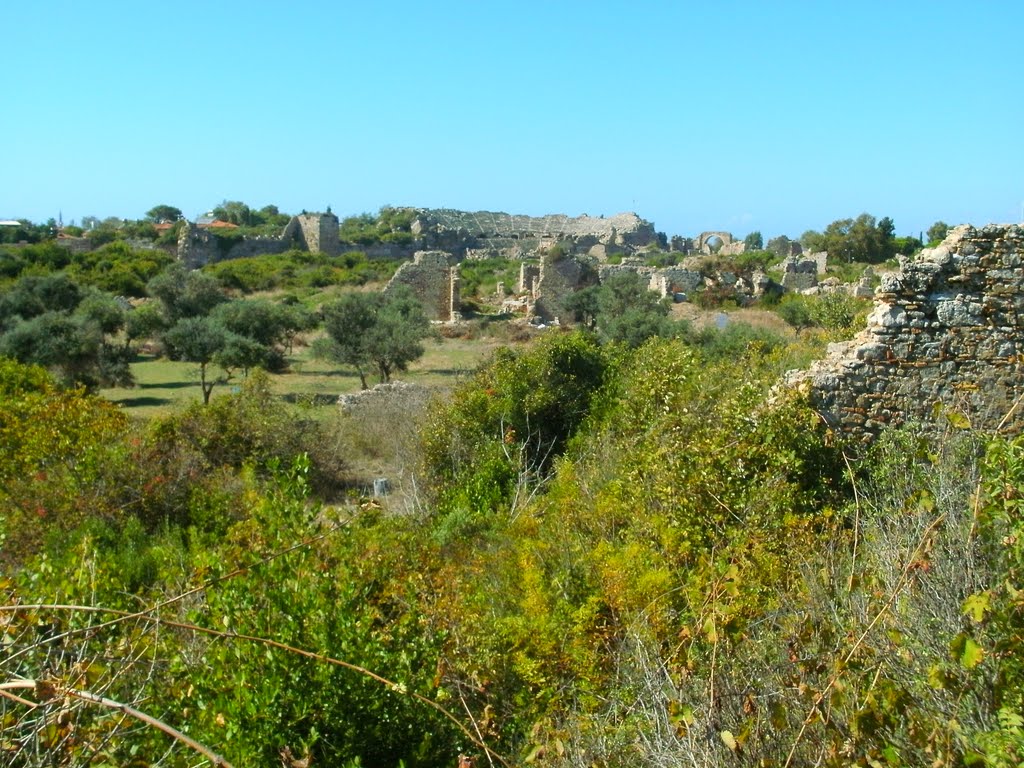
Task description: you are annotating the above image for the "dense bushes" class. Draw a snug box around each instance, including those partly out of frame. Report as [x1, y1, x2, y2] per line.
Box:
[0, 240, 174, 296]
[4, 328, 1024, 766]
[202, 249, 399, 292]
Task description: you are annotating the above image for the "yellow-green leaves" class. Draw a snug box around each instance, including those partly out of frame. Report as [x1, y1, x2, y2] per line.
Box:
[951, 633, 986, 670]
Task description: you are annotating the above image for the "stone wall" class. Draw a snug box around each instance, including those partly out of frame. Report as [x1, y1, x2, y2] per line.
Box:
[790, 224, 1024, 442]
[533, 254, 598, 321]
[281, 212, 340, 255]
[518, 262, 540, 294]
[384, 250, 460, 321]
[177, 223, 292, 269]
[781, 256, 820, 291]
[650, 266, 704, 297]
[410, 209, 657, 260]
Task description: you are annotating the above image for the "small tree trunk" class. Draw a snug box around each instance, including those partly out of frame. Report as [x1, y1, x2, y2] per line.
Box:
[200, 362, 213, 404]
[356, 367, 369, 390]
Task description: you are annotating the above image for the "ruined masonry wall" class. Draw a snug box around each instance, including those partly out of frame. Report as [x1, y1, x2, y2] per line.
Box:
[533, 254, 595, 321]
[793, 224, 1024, 441]
[384, 251, 460, 321]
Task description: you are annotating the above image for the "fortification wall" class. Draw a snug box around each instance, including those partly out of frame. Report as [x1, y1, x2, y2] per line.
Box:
[177, 224, 291, 268]
[791, 224, 1024, 442]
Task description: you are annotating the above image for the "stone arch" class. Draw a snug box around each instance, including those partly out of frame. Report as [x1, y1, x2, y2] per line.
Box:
[696, 231, 735, 255]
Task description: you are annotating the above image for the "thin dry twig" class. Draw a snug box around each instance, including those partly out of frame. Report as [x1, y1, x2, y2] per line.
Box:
[782, 508, 950, 767]
[0, 602, 512, 768]
[2, 679, 234, 767]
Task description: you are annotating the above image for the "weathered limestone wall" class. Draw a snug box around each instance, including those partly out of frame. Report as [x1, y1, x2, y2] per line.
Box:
[781, 256, 820, 291]
[281, 213, 340, 255]
[791, 224, 1024, 441]
[410, 209, 657, 260]
[652, 266, 704, 296]
[518, 263, 540, 294]
[533, 254, 597, 321]
[384, 250, 460, 321]
[178, 223, 290, 268]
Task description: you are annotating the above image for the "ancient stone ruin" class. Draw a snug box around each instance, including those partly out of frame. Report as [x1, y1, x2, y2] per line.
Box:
[281, 212, 341, 255]
[178, 211, 341, 268]
[409, 209, 660, 260]
[175, 207, 665, 268]
[384, 251, 461, 321]
[791, 224, 1024, 442]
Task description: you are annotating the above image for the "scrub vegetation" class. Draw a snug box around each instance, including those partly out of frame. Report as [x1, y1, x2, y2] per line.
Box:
[3, 214, 1021, 767]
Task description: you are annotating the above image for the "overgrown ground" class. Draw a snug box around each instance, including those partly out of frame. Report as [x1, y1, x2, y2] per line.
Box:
[11, 246, 1021, 767]
[5, 326, 1023, 767]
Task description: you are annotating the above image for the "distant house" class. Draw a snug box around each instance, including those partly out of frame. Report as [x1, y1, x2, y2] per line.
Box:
[154, 222, 176, 234]
[195, 215, 239, 230]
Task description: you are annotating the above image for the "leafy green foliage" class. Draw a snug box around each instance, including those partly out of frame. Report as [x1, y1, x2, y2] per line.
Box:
[339, 206, 417, 245]
[145, 203, 183, 222]
[147, 263, 227, 322]
[928, 220, 951, 245]
[211, 298, 310, 360]
[419, 338, 847, 753]
[316, 287, 432, 388]
[777, 293, 817, 334]
[564, 271, 675, 347]
[684, 318, 788, 360]
[421, 331, 609, 532]
[774, 291, 867, 340]
[803, 212, 899, 264]
[0, 359, 131, 562]
[0, 274, 132, 387]
[744, 230, 764, 250]
[202, 249, 398, 292]
[163, 316, 246, 402]
[643, 250, 682, 267]
[7, 250, 1024, 768]
[457, 257, 522, 302]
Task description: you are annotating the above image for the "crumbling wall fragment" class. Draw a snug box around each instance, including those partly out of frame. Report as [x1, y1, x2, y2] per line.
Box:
[789, 224, 1024, 442]
[384, 250, 460, 321]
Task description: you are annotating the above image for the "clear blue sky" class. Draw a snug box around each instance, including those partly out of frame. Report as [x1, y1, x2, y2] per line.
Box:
[3, 0, 1022, 240]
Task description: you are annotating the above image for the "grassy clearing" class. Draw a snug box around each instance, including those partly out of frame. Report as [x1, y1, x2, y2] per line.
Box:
[670, 302, 796, 336]
[101, 333, 511, 420]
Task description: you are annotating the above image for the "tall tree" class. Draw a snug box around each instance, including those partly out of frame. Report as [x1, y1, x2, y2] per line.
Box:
[804, 213, 897, 264]
[927, 221, 950, 245]
[369, 287, 432, 383]
[147, 264, 227, 322]
[212, 200, 254, 226]
[766, 234, 796, 258]
[163, 317, 233, 404]
[145, 204, 183, 223]
[315, 288, 431, 388]
[567, 271, 673, 347]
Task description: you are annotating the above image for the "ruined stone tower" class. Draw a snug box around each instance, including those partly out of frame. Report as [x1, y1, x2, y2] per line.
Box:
[282, 212, 340, 255]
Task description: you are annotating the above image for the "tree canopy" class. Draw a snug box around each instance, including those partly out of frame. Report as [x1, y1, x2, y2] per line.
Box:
[801, 213, 899, 264]
[928, 220, 951, 245]
[0, 274, 131, 387]
[564, 270, 674, 347]
[315, 287, 431, 389]
[145, 204, 182, 223]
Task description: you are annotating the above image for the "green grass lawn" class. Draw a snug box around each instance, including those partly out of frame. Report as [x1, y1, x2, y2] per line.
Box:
[101, 334, 509, 420]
